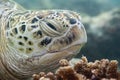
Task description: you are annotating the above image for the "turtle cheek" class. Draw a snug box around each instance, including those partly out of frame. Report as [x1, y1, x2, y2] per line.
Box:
[48, 42, 61, 52]
[48, 39, 64, 52]
[47, 34, 68, 52]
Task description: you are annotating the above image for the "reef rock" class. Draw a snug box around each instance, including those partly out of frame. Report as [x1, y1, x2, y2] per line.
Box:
[32, 56, 120, 80]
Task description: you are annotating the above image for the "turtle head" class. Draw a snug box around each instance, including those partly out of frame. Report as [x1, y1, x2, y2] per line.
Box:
[36, 10, 87, 60]
[45, 10, 87, 60]
[6, 10, 87, 69]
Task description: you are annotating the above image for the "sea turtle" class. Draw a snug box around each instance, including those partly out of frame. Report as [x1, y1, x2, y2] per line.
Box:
[0, 0, 87, 80]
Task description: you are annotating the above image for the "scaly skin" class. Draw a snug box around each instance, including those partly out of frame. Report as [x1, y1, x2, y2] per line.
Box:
[0, 0, 87, 80]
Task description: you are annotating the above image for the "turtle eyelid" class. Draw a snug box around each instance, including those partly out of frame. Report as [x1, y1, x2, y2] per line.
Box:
[46, 22, 57, 31]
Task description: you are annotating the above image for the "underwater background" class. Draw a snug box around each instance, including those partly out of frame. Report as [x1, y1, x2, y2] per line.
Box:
[15, 0, 120, 68]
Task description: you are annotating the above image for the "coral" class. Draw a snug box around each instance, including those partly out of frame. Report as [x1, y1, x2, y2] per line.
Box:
[32, 56, 120, 80]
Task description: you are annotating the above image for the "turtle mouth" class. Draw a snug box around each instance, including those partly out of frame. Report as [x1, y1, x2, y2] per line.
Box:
[48, 43, 83, 54]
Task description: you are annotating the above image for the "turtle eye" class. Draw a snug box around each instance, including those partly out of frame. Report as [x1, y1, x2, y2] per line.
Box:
[46, 22, 57, 31]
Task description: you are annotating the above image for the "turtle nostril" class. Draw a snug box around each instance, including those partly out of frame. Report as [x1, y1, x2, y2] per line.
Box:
[69, 18, 77, 24]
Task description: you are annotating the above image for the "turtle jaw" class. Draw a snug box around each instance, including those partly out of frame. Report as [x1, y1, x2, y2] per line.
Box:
[48, 44, 83, 57]
[33, 43, 83, 73]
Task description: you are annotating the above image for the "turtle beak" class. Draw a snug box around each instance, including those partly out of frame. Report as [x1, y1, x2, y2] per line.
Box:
[70, 22, 87, 46]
